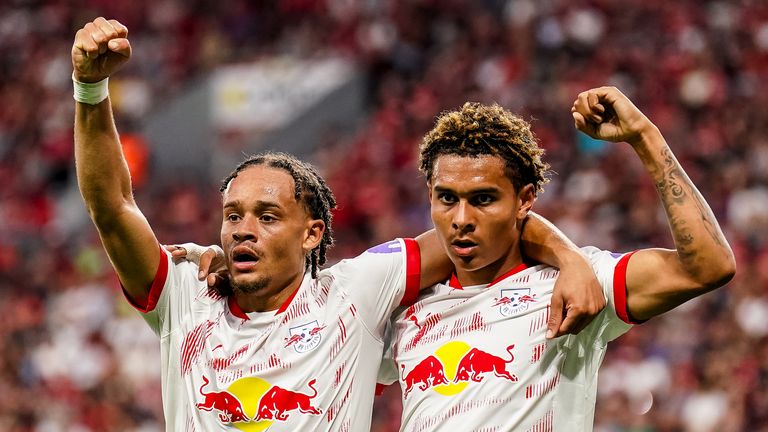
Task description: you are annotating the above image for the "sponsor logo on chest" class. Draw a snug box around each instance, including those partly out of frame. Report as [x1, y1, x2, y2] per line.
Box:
[493, 288, 537, 316]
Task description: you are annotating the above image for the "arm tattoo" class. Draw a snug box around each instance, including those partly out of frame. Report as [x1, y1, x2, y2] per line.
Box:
[651, 147, 727, 270]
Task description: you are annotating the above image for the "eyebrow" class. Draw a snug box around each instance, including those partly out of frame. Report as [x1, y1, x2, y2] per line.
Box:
[223, 199, 283, 212]
[433, 185, 500, 195]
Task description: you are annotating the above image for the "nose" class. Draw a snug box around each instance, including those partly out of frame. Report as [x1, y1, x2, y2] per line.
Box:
[232, 215, 257, 242]
[451, 201, 476, 232]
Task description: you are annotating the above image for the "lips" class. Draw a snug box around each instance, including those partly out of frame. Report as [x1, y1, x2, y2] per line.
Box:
[231, 245, 260, 271]
[451, 238, 478, 257]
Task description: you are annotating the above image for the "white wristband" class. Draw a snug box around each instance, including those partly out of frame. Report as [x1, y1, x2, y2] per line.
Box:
[72, 73, 109, 105]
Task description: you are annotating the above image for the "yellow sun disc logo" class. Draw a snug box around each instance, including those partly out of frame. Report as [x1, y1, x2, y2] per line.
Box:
[432, 341, 471, 396]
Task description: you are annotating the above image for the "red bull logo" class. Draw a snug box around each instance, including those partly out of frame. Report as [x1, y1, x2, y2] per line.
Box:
[496, 288, 536, 316]
[255, 379, 322, 421]
[400, 354, 449, 398]
[454, 345, 517, 383]
[197, 376, 249, 423]
[195, 375, 322, 430]
[401, 341, 517, 398]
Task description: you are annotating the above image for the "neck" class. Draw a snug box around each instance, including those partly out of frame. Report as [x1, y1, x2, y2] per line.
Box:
[234, 271, 305, 313]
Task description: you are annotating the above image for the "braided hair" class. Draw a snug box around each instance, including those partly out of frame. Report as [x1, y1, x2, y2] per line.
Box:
[419, 102, 550, 193]
[221, 152, 336, 278]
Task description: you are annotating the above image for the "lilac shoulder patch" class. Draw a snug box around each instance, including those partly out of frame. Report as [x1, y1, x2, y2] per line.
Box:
[367, 240, 402, 254]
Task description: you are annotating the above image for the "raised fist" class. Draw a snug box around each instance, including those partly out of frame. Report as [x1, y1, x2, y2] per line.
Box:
[571, 86, 655, 145]
[71, 17, 131, 83]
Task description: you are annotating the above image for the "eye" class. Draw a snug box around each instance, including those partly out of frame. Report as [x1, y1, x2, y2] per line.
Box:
[226, 213, 241, 222]
[437, 193, 457, 205]
[259, 214, 276, 223]
[471, 194, 494, 206]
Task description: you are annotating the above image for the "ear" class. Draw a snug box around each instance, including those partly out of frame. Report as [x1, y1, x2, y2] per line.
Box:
[516, 184, 536, 220]
[303, 219, 326, 252]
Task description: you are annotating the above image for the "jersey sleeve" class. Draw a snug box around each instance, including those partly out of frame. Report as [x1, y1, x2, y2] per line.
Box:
[121, 246, 203, 337]
[328, 238, 421, 340]
[579, 246, 637, 343]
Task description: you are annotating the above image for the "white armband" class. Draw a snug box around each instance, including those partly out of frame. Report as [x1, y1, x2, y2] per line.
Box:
[72, 73, 109, 105]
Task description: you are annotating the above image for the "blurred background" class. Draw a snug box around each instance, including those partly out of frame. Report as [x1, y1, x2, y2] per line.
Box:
[1, 0, 767, 430]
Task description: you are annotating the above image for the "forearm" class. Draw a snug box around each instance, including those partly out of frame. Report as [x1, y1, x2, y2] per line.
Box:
[631, 127, 735, 286]
[520, 212, 586, 268]
[75, 98, 135, 220]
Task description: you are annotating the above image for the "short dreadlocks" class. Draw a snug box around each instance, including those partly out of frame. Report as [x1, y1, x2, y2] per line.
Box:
[221, 152, 336, 278]
[419, 102, 550, 193]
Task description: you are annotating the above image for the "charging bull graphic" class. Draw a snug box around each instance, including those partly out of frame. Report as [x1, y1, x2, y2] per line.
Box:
[196, 375, 249, 423]
[255, 379, 322, 421]
[401, 355, 449, 398]
[454, 344, 517, 383]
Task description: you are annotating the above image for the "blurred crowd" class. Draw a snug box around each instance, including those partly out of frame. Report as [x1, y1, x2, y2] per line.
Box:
[1, 0, 766, 431]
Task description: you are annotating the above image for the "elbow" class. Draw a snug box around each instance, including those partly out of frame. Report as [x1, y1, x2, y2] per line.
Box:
[696, 254, 736, 291]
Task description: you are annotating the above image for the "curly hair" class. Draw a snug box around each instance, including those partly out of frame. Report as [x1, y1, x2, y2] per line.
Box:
[419, 102, 550, 193]
[220, 152, 336, 278]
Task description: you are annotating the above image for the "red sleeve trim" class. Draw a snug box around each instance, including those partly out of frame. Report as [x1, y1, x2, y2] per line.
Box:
[375, 383, 387, 396]
[613, 251, 643, 324]
[122, 244, 169, 313]
[400, 238, 421, 307]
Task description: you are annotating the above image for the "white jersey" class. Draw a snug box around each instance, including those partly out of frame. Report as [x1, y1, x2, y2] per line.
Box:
[378, 247, 636, 432]
[125, 238, 421, 431]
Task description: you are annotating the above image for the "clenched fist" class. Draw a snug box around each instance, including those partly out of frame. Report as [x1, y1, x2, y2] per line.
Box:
[72, 17, 131, 83]
[571, 86, 656, 145]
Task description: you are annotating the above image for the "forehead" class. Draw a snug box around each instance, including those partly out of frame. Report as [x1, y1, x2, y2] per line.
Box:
[431, 154, 514, 191]
[223, 165, 297, 205]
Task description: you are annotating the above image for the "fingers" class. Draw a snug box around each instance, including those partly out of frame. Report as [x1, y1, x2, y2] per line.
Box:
[573, 90, 606, 124]
[198, 249, 216, 280]
[546, 293, 564, 339]
[556, 307, 588, 337]
[72, 17, 131, 81]
[168, 246, 189, 258]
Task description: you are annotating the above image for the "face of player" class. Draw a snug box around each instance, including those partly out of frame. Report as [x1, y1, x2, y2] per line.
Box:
[220, 165, 323, 301]
[429, 154, 535, 286]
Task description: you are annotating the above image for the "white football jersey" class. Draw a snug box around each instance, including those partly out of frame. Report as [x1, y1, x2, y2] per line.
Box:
[378, 247, 636, 432]
[125, 238, 420, 431]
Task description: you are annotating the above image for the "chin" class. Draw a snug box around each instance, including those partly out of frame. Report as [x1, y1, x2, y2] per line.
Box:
[231, 275, 270, 294]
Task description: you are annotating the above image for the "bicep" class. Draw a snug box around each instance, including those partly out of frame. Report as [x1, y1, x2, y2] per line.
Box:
[624, 248, 707, 321]
[93, 203, 160, 306]
[415, 230, 453, 289]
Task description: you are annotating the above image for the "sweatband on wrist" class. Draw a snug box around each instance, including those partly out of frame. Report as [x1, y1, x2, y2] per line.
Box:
[72, 73, 109, 105]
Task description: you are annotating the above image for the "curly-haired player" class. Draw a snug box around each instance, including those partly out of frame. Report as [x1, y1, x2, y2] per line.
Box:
[379, 94, 735, 431]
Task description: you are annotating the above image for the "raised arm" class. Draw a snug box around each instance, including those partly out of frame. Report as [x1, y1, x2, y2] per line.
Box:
[73, 18, 159, 306]
[572, 86, 736, 321]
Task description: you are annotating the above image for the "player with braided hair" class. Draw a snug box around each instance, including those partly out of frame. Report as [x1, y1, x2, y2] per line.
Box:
[219, 152, 337, 279]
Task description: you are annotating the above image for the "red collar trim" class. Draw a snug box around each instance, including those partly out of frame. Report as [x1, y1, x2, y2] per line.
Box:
[227, 285, 301, 320]
[448, 262, 529, 290]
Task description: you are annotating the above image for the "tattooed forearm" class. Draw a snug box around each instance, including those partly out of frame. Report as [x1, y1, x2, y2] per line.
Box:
[641, 143, 731, 276]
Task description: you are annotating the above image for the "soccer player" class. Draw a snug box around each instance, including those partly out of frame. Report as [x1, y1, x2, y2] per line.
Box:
[72, 18, 605, 430]
[376, 89, 736, 430]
